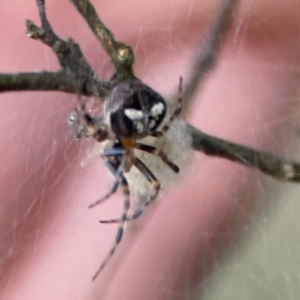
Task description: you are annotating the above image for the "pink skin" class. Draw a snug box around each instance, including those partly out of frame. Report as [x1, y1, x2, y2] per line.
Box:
[0, 0, 299, 299]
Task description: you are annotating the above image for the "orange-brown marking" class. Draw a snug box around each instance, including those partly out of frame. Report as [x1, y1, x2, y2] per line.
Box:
[120, 138, 137, 149]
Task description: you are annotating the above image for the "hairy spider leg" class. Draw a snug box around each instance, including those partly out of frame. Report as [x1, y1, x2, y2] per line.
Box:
[100, 157, 161, 224]
[88, 148, 126, 208]
[152, 76, 183, 138]
[135, 142, 180, 173]
[92, 170, 131, 280]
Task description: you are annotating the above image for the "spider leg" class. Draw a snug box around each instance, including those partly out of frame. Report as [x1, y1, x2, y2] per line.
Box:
[88, 148, 126, 209]
[135, 142, 179, 173]
[152, 76, 182, 138]
[92, 175, 130, 280]
[100, 157, 160, 224]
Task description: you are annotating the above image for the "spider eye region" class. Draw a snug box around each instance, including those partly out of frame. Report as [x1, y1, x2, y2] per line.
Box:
[105, 80, 166, 139]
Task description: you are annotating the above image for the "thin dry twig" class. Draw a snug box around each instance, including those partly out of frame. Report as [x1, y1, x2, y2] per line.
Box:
[70, 0, 135, 79]
[174, 0, 239, 115]
[0, 0, 111, 98]
[0, 72, 110, 97]
[188, 125, 299, 182]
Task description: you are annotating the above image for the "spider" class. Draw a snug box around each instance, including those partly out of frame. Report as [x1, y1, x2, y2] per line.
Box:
[69, 77, 183, 280]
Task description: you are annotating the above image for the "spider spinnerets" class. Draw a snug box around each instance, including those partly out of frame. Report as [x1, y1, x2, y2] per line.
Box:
[69, 77, 183, 280]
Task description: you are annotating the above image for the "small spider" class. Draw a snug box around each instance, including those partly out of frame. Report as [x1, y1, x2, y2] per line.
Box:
[69, 77, 183, 280]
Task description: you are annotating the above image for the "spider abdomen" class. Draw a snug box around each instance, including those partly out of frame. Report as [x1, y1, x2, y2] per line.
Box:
[105, 79, 166, 139]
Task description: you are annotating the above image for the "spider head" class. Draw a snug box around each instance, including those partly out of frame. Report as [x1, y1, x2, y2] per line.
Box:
[68, 106, 109, 142]
[105, 79, 166, 139]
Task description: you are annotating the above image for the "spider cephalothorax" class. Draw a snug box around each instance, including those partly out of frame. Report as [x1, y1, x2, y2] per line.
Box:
[69, 77, 183, 280]
[69, 107, 109, 141]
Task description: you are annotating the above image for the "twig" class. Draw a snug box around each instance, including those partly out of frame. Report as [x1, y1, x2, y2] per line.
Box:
[27, 1, 95, 76]
[0, 72, 111, 97]
[70, 0, 135, 80]
[176, 0, 239, 115]
[188, 125, 299, 182]
[0, 0, 111, 98]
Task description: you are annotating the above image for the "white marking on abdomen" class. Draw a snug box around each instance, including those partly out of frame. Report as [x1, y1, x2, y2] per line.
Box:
[151, 103, 165, 117]
[124, 108, 144, 120]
